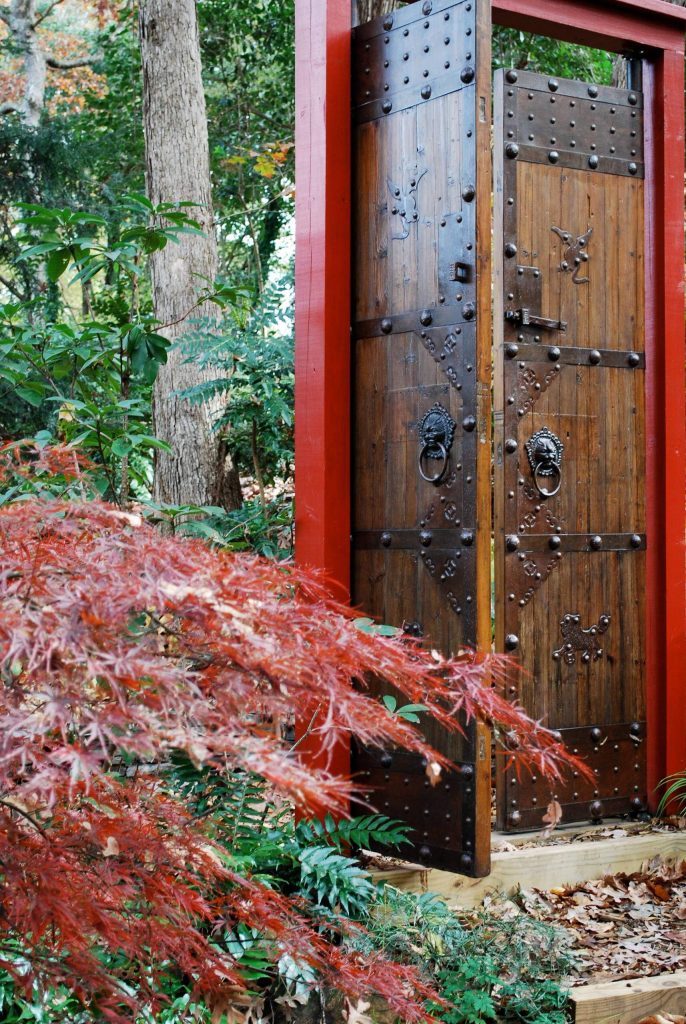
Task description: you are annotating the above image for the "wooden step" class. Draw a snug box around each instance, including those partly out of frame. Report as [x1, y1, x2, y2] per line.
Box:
[373, 831, 686, 909]
[570, 971, 686, 1023]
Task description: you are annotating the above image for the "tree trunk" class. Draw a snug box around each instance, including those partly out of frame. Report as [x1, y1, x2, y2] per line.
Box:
[6, 0, 46, 127]
[353, 0, 398, 26]
[139, 0, 242, 512]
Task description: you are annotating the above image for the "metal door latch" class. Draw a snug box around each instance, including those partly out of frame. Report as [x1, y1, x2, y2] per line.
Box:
[505, 308, 568, 332]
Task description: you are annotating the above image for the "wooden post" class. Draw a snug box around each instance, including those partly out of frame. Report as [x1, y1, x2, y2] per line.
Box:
[294, 0, 352, 784]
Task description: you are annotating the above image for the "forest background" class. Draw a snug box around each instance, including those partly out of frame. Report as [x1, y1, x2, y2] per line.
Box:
[0, 3, 681, 1024]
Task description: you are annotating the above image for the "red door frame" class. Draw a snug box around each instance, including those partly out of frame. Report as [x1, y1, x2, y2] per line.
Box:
[295, 0, 686, 800]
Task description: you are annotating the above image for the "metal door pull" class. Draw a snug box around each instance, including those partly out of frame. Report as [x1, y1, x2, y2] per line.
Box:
[505, 308, 568, 331]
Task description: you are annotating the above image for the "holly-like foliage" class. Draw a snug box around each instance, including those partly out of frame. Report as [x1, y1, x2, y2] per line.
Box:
[0, 476, 591, 1022]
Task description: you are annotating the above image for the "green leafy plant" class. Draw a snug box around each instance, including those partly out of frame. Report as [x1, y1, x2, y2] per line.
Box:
[656, 771, 686, 817]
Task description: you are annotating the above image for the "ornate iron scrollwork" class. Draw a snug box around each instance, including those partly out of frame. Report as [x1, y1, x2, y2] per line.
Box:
[552, 612, 611, 665]
[387, 167, 427, 241]
[417, 403, 456, 485]
[551, 225, 593, 284]
[526, 427, 564, 498]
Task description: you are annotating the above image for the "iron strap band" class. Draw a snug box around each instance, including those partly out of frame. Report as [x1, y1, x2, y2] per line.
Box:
[505, 344, 645, 368]
[512, 144, 644, 179]
[354, 528, 476, 550]
[354, 306, 475, 340]
[354, 75, 474, 124]
[352, 0, 471, 42]
[504, 70, 644, 109]
[508, 533, 646, 553]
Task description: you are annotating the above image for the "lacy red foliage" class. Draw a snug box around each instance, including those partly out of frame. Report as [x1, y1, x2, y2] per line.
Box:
[0, 499, 590, 1021]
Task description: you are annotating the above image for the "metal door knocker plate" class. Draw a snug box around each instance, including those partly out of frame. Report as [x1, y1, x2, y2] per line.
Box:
[418, 403, 456, 484]
[526, 427, 564, 498]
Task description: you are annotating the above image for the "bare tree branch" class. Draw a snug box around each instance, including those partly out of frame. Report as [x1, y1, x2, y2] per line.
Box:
[46, 52, 102, 70]
[0, 101, 21, 115]
[0, 274, 29, 302]
[34, 0, 67, 27]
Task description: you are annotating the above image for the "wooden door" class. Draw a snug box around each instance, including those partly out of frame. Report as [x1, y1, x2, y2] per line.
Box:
[351, 0, 492, 875]
[494, 68, 647, 831]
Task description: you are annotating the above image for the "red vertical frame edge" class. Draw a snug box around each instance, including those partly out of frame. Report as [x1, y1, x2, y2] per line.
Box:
[294, 0, 351, 786]
[295, 0, 686, 810]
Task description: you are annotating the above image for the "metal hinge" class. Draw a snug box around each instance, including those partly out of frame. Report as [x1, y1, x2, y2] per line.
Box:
[505, 308, 568, 332]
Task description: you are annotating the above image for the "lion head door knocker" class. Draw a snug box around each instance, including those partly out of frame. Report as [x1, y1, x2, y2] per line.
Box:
[387, 167, 427, 241]
[417, 403, 456, 484]
[526, 427, 564, 498]
[551, 225, 593, 285]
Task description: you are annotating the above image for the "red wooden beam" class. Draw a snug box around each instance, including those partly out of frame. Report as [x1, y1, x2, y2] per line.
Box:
[294, 0, 352, 784]
[493, 0, 686, 51]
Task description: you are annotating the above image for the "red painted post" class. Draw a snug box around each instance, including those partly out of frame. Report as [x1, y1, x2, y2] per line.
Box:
[643, 47, 686, 799]
[294, 0, 352, 785]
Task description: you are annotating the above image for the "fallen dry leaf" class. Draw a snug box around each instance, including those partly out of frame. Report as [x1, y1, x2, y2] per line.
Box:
[425, 761, 442, 787]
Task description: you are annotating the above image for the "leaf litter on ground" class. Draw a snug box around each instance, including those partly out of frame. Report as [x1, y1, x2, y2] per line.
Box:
[468, 856, 686, 986]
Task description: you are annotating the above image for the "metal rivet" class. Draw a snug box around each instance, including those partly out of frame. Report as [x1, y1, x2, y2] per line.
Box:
[630, 534, 642, 548]
[627, 351, 640, 367]
[419, 530, 432, 547]
[421, 85, 432, 99]
[383, 15, 393, 29]
[462, 302, 475, 320]
[463, 415, 476, 432]
[504, 438, 518, 454]
[590, 800, 603, 821]
[628, 162, 638, 175]
[380, 319, 392, 335]
[462, 183, 476, 202]
[549, 536, 561, 550]
[589, 349, 601, 364]
[548, 78, 559, 92]
[380, 532, 392, 548]
[419, 309, 433, 326]
[505, 634, 519, 651]
[628, 92, 638, 105]
[590, 535, 602, 550]
[461, 530, 474, 546]
[422, 0, 432, 13]
[505, 343, 519, 358]
[630, 721, 642, 736]
[506, 535, 520, 552]
[505, 69, 518, 84]
[548, 150, 559, 163]
[548, 346, 561, 361]
[588, 154, 599, 169]
[418, 845, 431, 860]
[588, 84, 599, 98]
[504, 242, 517, 258]
[382, 100, 393, 114]
[505, 142, 519, 159]
[460, 66, 475, 84]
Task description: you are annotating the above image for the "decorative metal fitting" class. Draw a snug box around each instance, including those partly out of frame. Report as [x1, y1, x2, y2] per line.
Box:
[461, 530, 474, 546]
[504, 242, 518, 258]
[504, 438, 518, 454]
[461, 183, 476, 202]
[382, 100, 393, 114]
[460, 66, 475, 84]
[505, 634, 519, 651]
[420, 309, 433, 326]
[506, 535, 520, 552]
[548, 78, 559, 92]
[589, 349, 602, 365]
[417, 403, 456, 484]
[548, 346, 561, 361]
[588, 155, 599, 169]
[419, 530, 433, 547]
[403, 620, 424, 638]
[505, 142, 519, 159]
[549, 536, 561, 550]
[380, 318, 393, 334]
[380, 751, 393, 767]
[422, 0, 432, 13]
[590, 800, 604, 821]
[627, 352, 640, 367]
[380, 532, 392, 548]
[525, 427, 564, 499]
[548, 150, 560, 164]
[505, 69, 518, 84]
[505, 343, 519, 358]
[588, 84, 599, 98]
[552, 612, 611, 665]
[463, 415, 476, 432]
[462, 302, 475, 321]
[590, 535, 603, 550]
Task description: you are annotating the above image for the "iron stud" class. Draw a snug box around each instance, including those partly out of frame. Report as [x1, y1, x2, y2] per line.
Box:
[548, 150, 560, 163]
[589, 349, 602, 364]
[505, 634, 519, 650]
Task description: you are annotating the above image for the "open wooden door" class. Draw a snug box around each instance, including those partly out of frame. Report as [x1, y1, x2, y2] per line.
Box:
[494, 68, 648, 830]
[350, 0, 492, 874]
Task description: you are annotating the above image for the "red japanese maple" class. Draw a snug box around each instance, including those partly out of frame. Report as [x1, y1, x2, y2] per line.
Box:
[0, 480, 588, 1021]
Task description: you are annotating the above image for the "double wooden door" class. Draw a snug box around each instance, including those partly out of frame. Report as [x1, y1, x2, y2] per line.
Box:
[351, 0, 648, 872]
